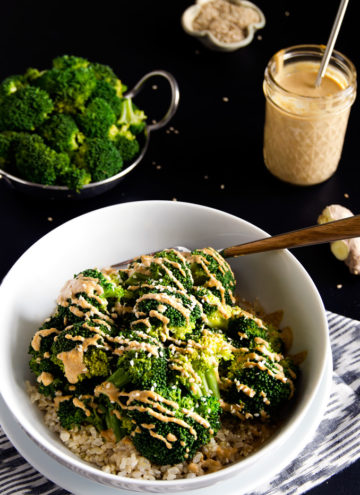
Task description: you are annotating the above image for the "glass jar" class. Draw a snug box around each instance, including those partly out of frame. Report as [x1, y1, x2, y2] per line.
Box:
[263, 45, 357, 185]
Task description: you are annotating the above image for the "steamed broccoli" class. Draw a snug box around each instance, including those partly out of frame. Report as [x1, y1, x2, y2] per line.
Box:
[118, 97, 146, 135]
[77, 97, 116, 139]
[128, 388, 221, 465]
[13, 133, 70, 185]
[57, 395, 106, 432]
[223, 348, 298, 420]
[0, 86, 54, 131]
[192, 286, 235, 330]
[39, 113, 84, 152]
[34, 66, 97, 113]
[75, 137, 123, 182]
[0, 56, 146, 190]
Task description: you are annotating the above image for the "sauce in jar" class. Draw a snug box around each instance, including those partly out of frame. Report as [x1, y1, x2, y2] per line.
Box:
[263, 45, 357, 186]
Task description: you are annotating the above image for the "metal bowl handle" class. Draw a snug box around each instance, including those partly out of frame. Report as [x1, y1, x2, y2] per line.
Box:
[124, 70, 180, 133]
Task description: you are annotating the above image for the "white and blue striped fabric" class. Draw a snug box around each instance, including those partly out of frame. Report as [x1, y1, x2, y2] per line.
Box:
[1, 311, 359, 495]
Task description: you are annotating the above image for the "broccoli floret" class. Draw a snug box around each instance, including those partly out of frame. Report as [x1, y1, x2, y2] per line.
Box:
[169, 329, 233, 398]
[0, 132, 12, 165]
[0, 86, 54, 131]
[114, 128, 140, 164]
[226, 313, 285, 354]
[90, 62, 126, 97]
[192, 286, 235, 330]
[0, 75, 27, 101]
[78, 97, 116, 139]
[51, 323, 112, 383]
[118, 97, 147, 135]
[35, 67, 97, 113]
[75, 137, 123, 182]
[224, 349, 298, 420]
[128, 389, 221, 465]
[13, 133, 70, 185]
[190, 247, 236, 306]
[57, 395, 106, 432]
[52, 55, 90, 71]
[90, 80, 123, 117]
[108, 346, 168, 391]
[39, 113, 84, 153]
[132, 286, 203, 340]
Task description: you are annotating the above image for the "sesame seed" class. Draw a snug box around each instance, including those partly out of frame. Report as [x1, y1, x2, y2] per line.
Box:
[285, 11, 290, 16]
[337, 284, 343, 289]
[344, 193, 349, 198]
[222, 96, 229, 102]
[220, 184, 225, 190]
[48, 217, 53, 222]
[152, 84, 158, 90]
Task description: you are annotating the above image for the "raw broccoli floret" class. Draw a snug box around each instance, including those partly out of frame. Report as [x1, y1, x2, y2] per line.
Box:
[118, 97, 147, 135]
[75, 137, 123, 182]
[34, 67, 97, 113]
[13, 133, 70, 185]
[39, 113, 84, 152]
[77, 97, 116, 139]
[0, 86, 54, 131]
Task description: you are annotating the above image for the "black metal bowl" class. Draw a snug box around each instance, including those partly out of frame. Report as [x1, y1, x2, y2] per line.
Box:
[0, 70, 180, 200]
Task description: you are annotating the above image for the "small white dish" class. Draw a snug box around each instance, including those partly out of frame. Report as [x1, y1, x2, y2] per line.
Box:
[0, 200, 330, 492]
[0, 350, 332, 494]
[181, 0, 266, 51]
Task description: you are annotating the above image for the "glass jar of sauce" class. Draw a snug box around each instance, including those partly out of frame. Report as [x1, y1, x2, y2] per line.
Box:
[263, 45, 357, 185]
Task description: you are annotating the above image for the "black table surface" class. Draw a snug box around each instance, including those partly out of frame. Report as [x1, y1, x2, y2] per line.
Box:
[1, 1, 359, 493]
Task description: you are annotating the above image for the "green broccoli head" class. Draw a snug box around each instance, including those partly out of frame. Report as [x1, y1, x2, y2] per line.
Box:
[0, 132, 13, 165]
[190, 247, 236, 306]
[114, 131, 140, 164]
[52, 55, 90, 71]
[90, 80, 123, 117]
[75, 137, 123, 182]
[132, 285, 203, 340]
[51, 322, 112, 383]
[192, 286, 235, 330]
[78, 97, 116, 139]
[34, 67, 97, 113]
[118, 97, 147, 135]
[128, 388, 221, 465]
[0, 75, 27, 101]
[108, 346, 168, 391]
[0, 86, 54, 131]
[39, 113, 84, 153]
[89, 62, 126, 97]
[13, 133, 70, 185]
[57, 395, 106, 432]
[224, 350, 298, 420]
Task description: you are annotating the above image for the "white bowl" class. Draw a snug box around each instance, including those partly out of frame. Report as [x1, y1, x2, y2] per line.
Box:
[0, 201, 330, 492]
[181, 0, 266, 52]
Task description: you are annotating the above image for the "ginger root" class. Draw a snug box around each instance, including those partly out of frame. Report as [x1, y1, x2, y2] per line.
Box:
[317, 204, 360, 275]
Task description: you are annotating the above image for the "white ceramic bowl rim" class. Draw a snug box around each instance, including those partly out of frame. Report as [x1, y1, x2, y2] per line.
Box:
[0, 200, 330, 490]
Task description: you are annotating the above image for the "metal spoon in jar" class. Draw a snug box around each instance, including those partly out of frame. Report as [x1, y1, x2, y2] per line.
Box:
[315, 0, 350, 87]
[112, 214, 360, 268]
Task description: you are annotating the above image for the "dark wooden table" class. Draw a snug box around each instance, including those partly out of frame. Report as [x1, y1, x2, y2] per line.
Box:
[1, 1, 359, 493]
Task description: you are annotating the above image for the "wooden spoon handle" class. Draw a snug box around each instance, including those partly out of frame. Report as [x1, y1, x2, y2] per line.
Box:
[220, 215, 360, 258]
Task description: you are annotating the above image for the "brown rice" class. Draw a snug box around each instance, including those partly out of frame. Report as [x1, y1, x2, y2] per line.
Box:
[27, 381, 276, 480]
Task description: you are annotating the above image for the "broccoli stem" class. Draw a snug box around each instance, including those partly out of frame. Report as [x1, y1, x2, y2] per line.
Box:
[107, 366, 130, 388]
[196, 367, 220, 399]
[105, 410, 126, 442]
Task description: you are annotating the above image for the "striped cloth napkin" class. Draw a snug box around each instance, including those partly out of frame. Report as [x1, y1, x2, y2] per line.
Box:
[1, 311, 360, 495]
